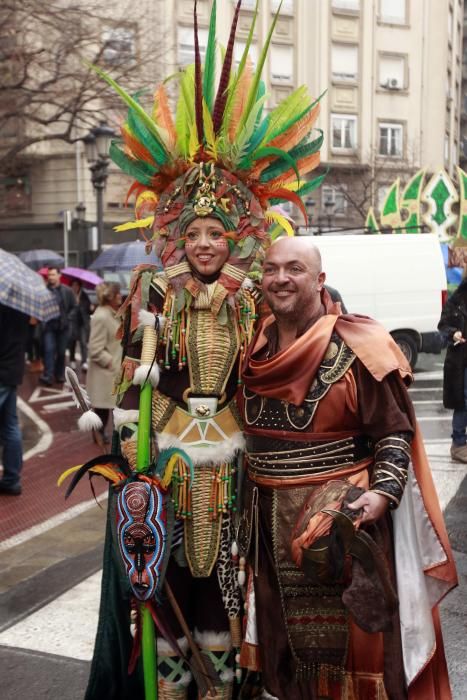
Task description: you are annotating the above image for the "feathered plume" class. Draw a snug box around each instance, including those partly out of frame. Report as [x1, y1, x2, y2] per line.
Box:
[212, 0, 243, 134]
[65, 367, 103, 432]
[193, 0, 204, 144]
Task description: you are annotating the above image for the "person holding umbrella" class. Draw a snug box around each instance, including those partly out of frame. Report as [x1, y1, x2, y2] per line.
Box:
[68, 280, 91, 372]
[0, 249, 61, 494]
[39, 267, 76, 386]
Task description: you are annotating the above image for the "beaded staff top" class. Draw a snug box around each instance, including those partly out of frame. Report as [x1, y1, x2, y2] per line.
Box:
[93, 0, 324, 293]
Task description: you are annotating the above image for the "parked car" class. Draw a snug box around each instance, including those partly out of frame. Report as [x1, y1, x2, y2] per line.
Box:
[311, 233, 447, 368]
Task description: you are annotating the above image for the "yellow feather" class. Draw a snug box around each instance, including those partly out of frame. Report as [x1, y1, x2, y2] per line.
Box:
[203, 100, 218, 159]
[161, 454, 180, 490]
[265, 210, 295, 237]
[188, 121, 200, 159]
[90, 466, 124, 483]
[57, 465, 82, 487]
[113, 216, 155, 232]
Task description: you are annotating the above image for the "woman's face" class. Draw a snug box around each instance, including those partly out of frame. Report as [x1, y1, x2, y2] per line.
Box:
[184, 217, 229, 278]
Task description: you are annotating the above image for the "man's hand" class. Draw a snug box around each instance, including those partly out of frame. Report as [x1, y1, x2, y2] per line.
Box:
[347, 491, 390, 524]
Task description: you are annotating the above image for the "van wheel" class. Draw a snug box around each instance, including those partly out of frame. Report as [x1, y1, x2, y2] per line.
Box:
[392, 332, 418, 369]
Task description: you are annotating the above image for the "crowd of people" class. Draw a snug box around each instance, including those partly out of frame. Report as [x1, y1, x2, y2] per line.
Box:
[0, 268, 123, 494]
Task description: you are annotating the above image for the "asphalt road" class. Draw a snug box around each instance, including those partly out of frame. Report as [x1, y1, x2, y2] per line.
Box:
[0, 351, 466, 699]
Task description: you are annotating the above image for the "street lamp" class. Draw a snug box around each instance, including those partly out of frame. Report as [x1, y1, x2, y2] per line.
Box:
[83, 121, 116, 252]
[323, 198, 336, 232]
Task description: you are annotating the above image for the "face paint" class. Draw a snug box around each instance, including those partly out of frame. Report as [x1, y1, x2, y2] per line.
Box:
[116, 481, 166, 600]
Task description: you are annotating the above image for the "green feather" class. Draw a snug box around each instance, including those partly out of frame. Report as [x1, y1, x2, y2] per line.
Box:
[234, 95, 268, 166]
[295, 170, 329, 197]
[267, 89, 327, 145]
[237, 1, 282, 134]
[87, 62, 169, 157]
[253, 146, 300, 183]
[255, 86, 308, 149]
[203, 0, 217, 112]
[175, 65, 196, 157]
[109, 142, 158, 186]
[259, 131, 324, 182]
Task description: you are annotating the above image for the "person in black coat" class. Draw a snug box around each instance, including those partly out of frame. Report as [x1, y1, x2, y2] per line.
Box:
[39, 267, 76, 386]
[438, 278, 467, 462]
[0, 304, 29, 495]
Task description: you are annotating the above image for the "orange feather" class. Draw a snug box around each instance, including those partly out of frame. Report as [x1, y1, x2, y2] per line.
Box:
[153, 85, 177, 150]
[121, 126, 156, 166]
[264, 152, 321, 190]
[228, 56, 253, 141]
[248, 104, 320, 180]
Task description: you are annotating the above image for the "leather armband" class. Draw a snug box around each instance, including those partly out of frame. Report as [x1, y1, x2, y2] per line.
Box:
[370, 432, 412, 509]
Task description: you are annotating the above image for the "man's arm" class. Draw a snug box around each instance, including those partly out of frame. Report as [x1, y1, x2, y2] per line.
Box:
[348, 360, 415, 523]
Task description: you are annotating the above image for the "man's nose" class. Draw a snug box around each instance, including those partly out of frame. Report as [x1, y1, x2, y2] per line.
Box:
[275, 267, 290, 283]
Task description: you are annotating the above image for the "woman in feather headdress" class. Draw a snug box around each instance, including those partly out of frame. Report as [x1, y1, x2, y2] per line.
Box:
[81, 2, 324, 699]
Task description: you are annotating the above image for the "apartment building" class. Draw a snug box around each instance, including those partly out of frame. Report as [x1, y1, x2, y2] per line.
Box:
[0, 0, 463, 259]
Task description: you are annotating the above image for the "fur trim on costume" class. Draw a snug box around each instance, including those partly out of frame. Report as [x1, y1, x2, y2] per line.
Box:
[113, 407, 139, 429]
[138, 308, 156, 327]
[194, 629, 232, 650]
[220, 669, 234, 683]
[138, 308, 166, 331]
[133, 362, 160, 388]
[157, 636, 189, 656]
[78, 409, 103, 432]
[157, 432, 245, 466]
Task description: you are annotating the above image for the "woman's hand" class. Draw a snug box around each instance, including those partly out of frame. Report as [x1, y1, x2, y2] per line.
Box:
[453, 330, 466, 344]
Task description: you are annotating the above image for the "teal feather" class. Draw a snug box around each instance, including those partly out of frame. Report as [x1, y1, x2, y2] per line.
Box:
[246, 145, 300, 183]
[295, 171, 329, 197]
[155, 447, 194, 489]
[109, 142, 158, 185]
[259, 131, 324, 182]
[203, 0, 217, 112]
[127, 109, 169, 166]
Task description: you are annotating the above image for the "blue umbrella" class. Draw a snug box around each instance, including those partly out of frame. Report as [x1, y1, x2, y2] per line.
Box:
[88, 241, 162, 271]
[0, 249, 60, 322]
[19, 248, 65, 271]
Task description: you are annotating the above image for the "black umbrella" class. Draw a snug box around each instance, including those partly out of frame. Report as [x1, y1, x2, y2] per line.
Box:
[19, 249, 65, 271]
[88, 241, 161, 271]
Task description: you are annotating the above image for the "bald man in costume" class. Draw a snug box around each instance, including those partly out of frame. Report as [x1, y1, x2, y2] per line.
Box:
[239, 238, 456, 699]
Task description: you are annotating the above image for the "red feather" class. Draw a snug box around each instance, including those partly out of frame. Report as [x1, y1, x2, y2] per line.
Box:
[212, 0, 242, 134]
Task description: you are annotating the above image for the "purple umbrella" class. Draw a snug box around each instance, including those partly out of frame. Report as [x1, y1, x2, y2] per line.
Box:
[60, 267, 103, 288]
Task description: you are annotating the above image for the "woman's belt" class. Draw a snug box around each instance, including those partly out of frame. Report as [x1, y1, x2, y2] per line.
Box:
[246, 434, 372, 486]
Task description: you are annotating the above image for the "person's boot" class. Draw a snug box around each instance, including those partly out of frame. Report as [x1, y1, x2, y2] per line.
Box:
[450, 443, 467, 463]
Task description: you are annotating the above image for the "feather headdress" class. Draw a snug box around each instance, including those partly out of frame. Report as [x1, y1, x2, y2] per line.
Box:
[93, 0, 324, 275]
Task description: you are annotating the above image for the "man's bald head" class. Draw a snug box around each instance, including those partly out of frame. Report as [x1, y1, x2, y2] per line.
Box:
[266, 237, 322, 274]
[262, 236, 326, 323]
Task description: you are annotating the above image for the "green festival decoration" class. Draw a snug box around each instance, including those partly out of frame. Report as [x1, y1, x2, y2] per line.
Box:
[365, 166, 467, 245]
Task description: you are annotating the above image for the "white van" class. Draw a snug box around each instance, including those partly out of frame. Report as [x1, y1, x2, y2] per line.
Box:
[310, 234, 447, 368]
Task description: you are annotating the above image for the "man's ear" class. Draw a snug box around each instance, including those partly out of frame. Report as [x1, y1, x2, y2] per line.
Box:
[317, 271, 326, 291]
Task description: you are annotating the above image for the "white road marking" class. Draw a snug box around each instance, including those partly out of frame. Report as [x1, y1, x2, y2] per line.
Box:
[28, 386, 71, 403]
[416, 416, 452, 421]
[413, 370, 443, 380]
[17, 398, 53, 461]
[411, 400, 444, 405]
[0, 571, 102, 661]
[409, 387, 442, 393]
[42, 400, 78, 413]
[0, 493, 108, 553]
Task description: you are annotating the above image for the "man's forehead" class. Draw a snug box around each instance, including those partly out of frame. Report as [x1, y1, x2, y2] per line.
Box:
[265, 238, 319, 264]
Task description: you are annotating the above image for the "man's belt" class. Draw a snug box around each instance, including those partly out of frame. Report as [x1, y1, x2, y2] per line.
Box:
[246, 434, 371, 482]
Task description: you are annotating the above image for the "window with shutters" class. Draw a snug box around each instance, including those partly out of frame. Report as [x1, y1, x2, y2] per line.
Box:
[178, 26, 208, 67]
[332, 44, 358, 82]
[270, 44, 294, 84]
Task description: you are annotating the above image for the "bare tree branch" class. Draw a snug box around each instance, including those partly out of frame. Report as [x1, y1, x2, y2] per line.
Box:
[0, 0, 169, 172]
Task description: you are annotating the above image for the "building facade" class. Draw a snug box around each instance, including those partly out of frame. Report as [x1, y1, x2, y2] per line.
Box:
[0, 0, 464, 259]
